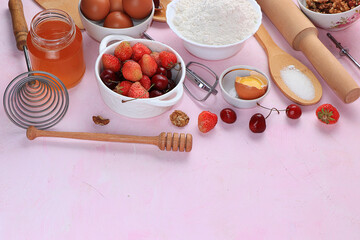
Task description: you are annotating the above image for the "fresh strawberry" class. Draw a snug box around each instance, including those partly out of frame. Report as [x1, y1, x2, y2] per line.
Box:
[122, 60, 142, 82]
[198, 111, 218, 133]
[139, 75, 151, 90]
[159, 51, 177, 70]
[102, 53, 121, 72]
[128, 82, 149, 98]
[132, 42, 152, 62]
[114, 41, 133, 62]
[150, 51, 161, 66]
[139, 54, 158, 77]
[114, 80, 132, 96]
[316, 103, 340, 124]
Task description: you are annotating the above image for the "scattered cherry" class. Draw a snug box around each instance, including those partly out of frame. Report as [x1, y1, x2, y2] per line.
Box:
[149, 89, 163, 98]
[151, 74, 169, 91]
[249, 113, 266, 133]
[100, 69, 120, 90]
[286, 104, 302, 119]
[220, 108, 237, 124]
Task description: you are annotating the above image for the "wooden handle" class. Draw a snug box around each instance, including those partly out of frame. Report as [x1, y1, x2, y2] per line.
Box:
[256, 0, 317, 49]
[8, 0, 28, 51]
[298, 32, 360, 103]
[26, 126, 193, 152]
[254, 24, 282, 57]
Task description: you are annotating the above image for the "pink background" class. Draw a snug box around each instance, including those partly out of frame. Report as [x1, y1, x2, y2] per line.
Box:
[1, 1, 360, 239]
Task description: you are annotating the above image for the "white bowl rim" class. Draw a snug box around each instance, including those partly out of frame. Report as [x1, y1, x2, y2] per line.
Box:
[95, 38, 186, 102]
[219, 65, 271, 103]
[297, 0, 360, 16]
[166, 0, 262, 48]
[78, 0, 155, 30]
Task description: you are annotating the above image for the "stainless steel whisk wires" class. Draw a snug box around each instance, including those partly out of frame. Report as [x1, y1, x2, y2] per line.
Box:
[4, 0, 69, 130]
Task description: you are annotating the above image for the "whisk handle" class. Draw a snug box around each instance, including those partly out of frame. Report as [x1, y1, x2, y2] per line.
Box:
[9, 0, 28, 51]
[26, 126, 193, 152]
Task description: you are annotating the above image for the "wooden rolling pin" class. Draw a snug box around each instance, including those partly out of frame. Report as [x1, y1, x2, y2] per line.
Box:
[26, 126, 193, 152]
[257, 0, 360, 103]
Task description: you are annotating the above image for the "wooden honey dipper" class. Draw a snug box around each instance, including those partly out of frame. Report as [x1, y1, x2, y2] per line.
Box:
[26, 126, 193, 152]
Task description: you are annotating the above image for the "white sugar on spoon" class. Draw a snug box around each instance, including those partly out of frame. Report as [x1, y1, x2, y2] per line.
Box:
[280, 65, 315, 101]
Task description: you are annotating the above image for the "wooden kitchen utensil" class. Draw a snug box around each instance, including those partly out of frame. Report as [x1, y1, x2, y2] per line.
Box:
[34, 0, 83, 29]
[255, 24, 322, 105]
[257, 0, 360, 103]
[26, 126, 193, 152]
[153, 0, 171, 22]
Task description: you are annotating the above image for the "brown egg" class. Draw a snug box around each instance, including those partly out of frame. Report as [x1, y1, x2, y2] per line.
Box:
[235, 75, 267, 100]
[109, 0, 123, 12]
[123, 0, 153, 19]
[81, 0, 110, 21]
[103, 11, 133, 28]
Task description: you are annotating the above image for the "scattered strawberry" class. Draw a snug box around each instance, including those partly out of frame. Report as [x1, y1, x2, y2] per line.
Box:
[128, 82, 149, 98]
[316, 103, 340, 124]
[132, 42, 152, 62]
[150, 51, 161, 66]
[122, 60, 142, 82]
[198, 111, 218, 133]
[159, 51, 177, 70]
[139, 75, 151, 90]
[102, 53, 121, 72]
[114, 80, 132, 96]
[114, 41, 133, 62]
[139, 54, 158, 77]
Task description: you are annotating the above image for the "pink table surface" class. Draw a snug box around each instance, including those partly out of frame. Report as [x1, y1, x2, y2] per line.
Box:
[1, 1, 360, 239]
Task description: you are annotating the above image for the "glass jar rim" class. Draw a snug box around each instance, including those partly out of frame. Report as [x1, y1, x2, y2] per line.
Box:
[30, 9, 76, 48]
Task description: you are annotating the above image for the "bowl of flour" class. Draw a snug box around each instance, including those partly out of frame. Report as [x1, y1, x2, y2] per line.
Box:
[166, 0, 262, 60]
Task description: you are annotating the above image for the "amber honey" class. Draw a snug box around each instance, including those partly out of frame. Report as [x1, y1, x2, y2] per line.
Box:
[27, 10, 85, 89]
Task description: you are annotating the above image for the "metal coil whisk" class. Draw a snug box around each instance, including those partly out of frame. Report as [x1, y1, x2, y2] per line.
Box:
[3, 71, 69, 130]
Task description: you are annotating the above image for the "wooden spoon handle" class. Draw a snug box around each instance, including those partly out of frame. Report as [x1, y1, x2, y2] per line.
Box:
[8, 0, 28, 51]
[26, 126, 193, 152]
[254, 24, 282, 56]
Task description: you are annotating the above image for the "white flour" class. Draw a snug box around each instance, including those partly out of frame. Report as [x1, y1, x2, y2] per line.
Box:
[172, 0, 260, 45]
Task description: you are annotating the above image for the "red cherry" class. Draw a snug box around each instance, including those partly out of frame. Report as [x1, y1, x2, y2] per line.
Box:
[249, 113, 266, 133]
[100, 69, 119, 89]
[286, 104, 302, 119]
[149, 89, 163, 98]
[220, 108, 237, 124]
[151, 74, 169, 91]
[157, 66, 172, 79]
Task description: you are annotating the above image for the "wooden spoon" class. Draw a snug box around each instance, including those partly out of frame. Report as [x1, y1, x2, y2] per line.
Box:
[254, 24, 322, 105]
[26, 126, 193, 152]
[153, 0, 171, 22]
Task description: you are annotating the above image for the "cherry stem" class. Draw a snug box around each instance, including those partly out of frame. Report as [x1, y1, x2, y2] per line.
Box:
[257, 102, 283, 119]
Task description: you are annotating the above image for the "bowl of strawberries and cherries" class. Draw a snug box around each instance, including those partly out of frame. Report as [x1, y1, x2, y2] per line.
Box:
[95, 35, 186, 118]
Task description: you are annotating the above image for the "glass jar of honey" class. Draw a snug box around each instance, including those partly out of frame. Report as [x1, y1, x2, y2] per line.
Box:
[27, 9, 86, 89]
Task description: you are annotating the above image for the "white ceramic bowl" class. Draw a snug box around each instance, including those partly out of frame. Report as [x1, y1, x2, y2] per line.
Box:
[79, 0, 154, 42]
[95, 35, 185, 118]
[219, 66, 271, 109]
[298, 0, 360, 31]
[166, 0, 262, 60]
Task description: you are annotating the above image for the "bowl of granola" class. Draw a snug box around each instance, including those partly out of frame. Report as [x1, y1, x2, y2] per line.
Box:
[298, 0, 360, 31]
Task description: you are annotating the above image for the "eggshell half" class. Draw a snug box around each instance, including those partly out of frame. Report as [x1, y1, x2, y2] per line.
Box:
[235, 75, 267, 100]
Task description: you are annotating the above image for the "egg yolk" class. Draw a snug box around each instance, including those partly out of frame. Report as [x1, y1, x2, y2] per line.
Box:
[236, 76, 264, 89]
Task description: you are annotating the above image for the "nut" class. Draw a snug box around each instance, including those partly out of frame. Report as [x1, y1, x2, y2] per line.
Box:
[92, 115, 110, 126]
[170, 110, 189, 127]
